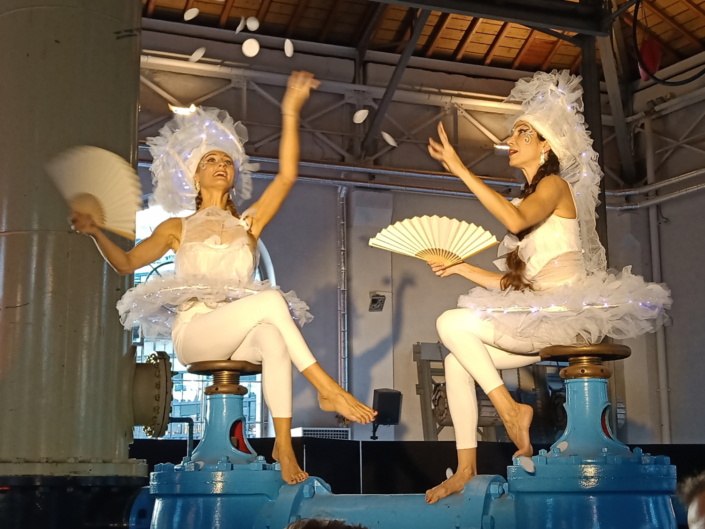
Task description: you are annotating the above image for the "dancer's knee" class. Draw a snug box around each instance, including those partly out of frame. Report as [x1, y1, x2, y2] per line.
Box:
[257, 289, 290, 315]
[436, 309, 465, 342]
[437, 309, 485, 343]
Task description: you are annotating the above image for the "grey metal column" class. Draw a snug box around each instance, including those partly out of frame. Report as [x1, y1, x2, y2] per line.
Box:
[0, 0, 146, 477]
[580, 35, 609, 254]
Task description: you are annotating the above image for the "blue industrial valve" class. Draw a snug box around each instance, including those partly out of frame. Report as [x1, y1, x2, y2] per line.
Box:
[136, 348, 682, 529]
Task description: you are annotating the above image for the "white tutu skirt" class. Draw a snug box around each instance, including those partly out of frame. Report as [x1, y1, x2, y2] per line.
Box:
[456, 266, 671, 347]
[116, 273, 314, 340]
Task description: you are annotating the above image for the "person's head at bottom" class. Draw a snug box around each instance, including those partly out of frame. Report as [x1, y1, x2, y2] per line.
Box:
[286, 519, 368, 529]
[681, 471, 705, 529]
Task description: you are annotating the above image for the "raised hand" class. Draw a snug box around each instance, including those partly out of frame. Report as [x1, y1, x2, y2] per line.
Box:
[69, 210, 99, 236]
[281, 71, 321, 117]
[428, 122, 467, 176]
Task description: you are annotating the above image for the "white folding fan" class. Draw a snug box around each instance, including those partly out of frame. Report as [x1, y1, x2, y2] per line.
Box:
[369, 215, 499, 267]
[46, 146, 143, 240]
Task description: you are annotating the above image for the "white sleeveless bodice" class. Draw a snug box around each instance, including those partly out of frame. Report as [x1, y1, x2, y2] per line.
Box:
[495, 183, 585, 288]
[117, 205, 314, 340]
[175, 206, 257, 283]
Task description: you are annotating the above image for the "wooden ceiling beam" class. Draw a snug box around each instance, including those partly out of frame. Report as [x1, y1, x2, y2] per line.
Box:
[680, 0, 705, 23]
[570, 51, 582, 74]
[395, 8, 422, 53]
[512, 29, 537, 69]
[354, 3, 387, 52]
[319, 0, 344, 43]
[286, 0, 311, 38]
[257, 0, 273, 22]
[641, 0, 704, 50]
[423, 12, 452, 57]
[218, 0, 236, 28]
[484, 22, 512, 65]
[541, 31, 567, 70]
[621, 12, 684, 59]
[145, 0, 157, 17]
[454, 17, 482, 61]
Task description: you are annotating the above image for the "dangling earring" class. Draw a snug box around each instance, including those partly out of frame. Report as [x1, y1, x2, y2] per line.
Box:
[540, 150, 546, 166]
[195, 180, 201, 192]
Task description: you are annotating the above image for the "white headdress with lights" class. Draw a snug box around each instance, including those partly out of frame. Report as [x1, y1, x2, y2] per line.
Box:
[147, 106, 257, 213]
[507, 70, 606, 275]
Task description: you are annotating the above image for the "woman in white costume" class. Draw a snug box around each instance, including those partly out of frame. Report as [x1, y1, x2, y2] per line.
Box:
[424, 70, 671, 503]
[71, 71, 376, 485]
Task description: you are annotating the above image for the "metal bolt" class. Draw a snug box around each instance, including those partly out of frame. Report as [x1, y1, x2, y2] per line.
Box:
[489, 482, 504, 499]
[256, 456, 265, 462]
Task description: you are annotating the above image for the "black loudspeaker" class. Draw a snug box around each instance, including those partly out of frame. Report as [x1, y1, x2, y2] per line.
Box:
[372, 388, 403, 425]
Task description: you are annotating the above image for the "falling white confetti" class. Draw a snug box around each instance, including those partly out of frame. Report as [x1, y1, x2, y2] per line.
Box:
[246, 16, 260, 32]
[184, 8, 199, 21]
[353, 109, 369, 124]
[242, 38, 260, 58]
[236, 17, 246, 34]
[556, 441, 569, 452]
[284, 38, 294, 57]
[445, 468, 453, 479]
[188, 47, 206, 62]
[381, 131, 397, 147]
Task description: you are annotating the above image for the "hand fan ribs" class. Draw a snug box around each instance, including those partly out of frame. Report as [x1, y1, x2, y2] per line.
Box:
[46, 146, 143, 240]
[369, 215, 498, 266]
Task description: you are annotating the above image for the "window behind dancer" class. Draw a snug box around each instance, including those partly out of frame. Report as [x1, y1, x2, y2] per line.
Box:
[424, 70, 671, 503]
[70, 71, 375, 486]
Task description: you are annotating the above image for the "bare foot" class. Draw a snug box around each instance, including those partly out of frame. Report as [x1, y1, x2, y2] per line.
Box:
[425, 468, 476, 504]
[318, 391, 377, 424]
[272, 441, 308, 485]
[504, 403, 534, 458]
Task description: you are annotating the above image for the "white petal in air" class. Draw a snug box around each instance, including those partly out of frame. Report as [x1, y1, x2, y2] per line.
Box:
[284, 39, 294, 57]
[353, 109, 369, 124]
[242, 38, 260, 58]
[556, 441, 569, 452]
[236, 17, 246, 34]
[184, 8, 199, 21]
[246, 16, 260, 31]
[445, 468, 453, 479]
[188, 47, 206, 62]
[381, 131, 397, 147]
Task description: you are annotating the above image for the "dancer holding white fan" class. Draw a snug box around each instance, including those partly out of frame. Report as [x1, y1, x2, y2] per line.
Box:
[416, 71, 671, 503]
[67, 71, 376, 486]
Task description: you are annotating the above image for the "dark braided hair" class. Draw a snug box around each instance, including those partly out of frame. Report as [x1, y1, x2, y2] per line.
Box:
[195, 188, 239, 217]
[499, 137, 561, 292]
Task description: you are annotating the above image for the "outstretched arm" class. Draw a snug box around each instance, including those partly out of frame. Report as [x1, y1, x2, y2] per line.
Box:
[70, 211, 179, 275]
[429, 261, 503, 290]
[428, 122, 565, 234]
[247, 71, 320, 239]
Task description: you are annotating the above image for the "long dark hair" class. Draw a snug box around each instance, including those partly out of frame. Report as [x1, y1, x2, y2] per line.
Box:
[499, 140, 561, 291]
[195, 189, 238, 217]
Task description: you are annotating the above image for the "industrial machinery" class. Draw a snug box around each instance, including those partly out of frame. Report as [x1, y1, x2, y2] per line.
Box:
[135, 344, 684, 529]
[414, 341, 570, 444]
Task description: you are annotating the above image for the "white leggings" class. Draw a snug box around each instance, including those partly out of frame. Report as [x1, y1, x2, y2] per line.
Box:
[436, 309, 542, 449]
[173, 290, 318, 419]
